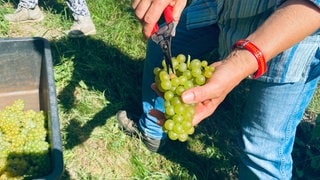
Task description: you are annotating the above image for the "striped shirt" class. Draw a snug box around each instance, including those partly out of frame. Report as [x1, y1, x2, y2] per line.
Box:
[186, 0, 320, 83]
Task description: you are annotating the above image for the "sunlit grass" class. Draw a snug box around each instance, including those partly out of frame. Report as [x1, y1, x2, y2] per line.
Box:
[0, 0, 319, 179]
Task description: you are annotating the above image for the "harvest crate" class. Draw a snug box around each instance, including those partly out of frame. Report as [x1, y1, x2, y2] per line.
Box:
[0, 37, 63, 179]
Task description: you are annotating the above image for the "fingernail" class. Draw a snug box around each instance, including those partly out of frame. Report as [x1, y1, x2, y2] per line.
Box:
[182, 92, 194, 103]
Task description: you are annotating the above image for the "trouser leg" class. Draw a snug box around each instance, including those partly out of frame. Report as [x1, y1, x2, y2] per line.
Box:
[66, 0, 90, 19]
[239, 59, 320, 179]
[18, 0, 38, 9]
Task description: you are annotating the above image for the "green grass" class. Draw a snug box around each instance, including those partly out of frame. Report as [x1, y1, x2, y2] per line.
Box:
[0, 0, 319, 179]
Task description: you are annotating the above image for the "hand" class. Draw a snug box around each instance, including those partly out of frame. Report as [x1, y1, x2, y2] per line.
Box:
[181, 52, 256, 125]
[149, 50, 257, 126]
[132, 0, 187, 38]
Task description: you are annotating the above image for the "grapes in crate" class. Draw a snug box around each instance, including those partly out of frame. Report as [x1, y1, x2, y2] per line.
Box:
[154, 54, 214, 142]
[0, 99, 50, 179]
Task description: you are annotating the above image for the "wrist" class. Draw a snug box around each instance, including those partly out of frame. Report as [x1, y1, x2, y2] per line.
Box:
[226, 49, 259, 79]
[232, 39, 267, 79]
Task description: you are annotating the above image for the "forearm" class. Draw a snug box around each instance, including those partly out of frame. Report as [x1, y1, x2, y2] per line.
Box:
[229, 0, 320, 79]
[248, 0, 320, 61]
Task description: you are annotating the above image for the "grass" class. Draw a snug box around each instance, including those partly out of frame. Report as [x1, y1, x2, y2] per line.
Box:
[0, 0, 319, 179]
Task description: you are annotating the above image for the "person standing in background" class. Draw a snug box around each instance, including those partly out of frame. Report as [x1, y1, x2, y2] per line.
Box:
[4, 0, 96, 37]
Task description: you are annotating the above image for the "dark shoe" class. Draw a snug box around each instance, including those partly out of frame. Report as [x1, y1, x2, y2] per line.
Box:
[116, 110, 167, 152]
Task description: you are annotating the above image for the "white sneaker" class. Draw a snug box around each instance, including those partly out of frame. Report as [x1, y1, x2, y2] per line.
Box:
[67, 16, 96, 38]
[4, 6, 44, 23]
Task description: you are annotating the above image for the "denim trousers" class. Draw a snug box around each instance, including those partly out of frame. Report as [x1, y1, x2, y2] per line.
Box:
[138, 7, 320, 179]
[19, 0, 90, 17]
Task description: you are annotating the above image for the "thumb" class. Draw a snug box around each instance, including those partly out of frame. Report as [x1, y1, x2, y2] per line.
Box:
[181, 84, 215, 104]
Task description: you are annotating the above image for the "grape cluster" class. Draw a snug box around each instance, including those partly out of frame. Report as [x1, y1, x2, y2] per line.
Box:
[154, 54, 214, 142]
[0, 99, 51, 179]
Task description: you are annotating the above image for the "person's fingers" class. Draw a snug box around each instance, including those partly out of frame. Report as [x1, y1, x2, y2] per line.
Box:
[148, 109, 165, 126]
[132, 0, 140, 9]
[141, 0, 170, 38]
[151, 83, 164, 97]
[171, 0, 187, 22]
[191, 95, 225, 126]
[181, 82, 222, 104]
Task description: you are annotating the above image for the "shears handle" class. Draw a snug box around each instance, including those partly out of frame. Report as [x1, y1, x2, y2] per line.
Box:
[151, 5, 174, 35]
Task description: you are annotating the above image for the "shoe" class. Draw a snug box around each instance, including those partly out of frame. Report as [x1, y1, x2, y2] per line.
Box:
[116, 110, 167, 152]
[67, 16, 96, 38]
[4, 6, 44, 23]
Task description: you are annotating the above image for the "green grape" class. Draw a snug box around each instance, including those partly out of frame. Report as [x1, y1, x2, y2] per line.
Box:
[164, 119, 174, 131]
[187, 126, 195, 135]
[182, 108, 194, 121]
[195, 74, 206, 85]
[173, 123, 184, 134]
[178, 76, 188, 85]
[174, 104, 185, 114]
[182, 120, 192, 130]
[165, 105, 175, 116]
[172, 114, 184, 123]
[183, 80, 194, 89]
[164, 100, 171, 108]
[176, 54, 186, 63]
[160, 80, 171, 90]
[171, 76, 180, 87]
[183, 70, 192, 80]
[191, 68, 202, 77]
[201, 60, 208, 67]
[203, 69, 213, 78]
[175, 86, 185, 96]
[178, 63, 187, 72]
[178, 133, 189, 142]
[189, 59, 201, 69]
[153, 67, 161, 75]
[164, 91, 174, 101]
[154, 54, 214, 142]
[170, 96, 182, 106]
[171, 57, 179, 68]
[159, 70, 170, 82]
[168, 131, 178, 140]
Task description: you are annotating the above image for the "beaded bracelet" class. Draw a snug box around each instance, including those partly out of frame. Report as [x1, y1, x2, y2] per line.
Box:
[232, 39, 267, 79]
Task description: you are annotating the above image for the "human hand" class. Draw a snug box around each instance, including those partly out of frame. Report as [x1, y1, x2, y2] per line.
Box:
[132, 0, 187, 38]
[181, 55, 254, 126]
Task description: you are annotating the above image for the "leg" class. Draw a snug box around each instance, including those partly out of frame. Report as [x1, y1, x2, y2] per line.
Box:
[5, 0, 43, 23]
[18, 0, 38, 9]
[239, 58, 320, 179]
[66, 0, 90, 18]
[66, 0, 96, 37]
[138, 8, 220, 150]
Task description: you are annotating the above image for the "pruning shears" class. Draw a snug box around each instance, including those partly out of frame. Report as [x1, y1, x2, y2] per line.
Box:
[151, 6, 177, 74]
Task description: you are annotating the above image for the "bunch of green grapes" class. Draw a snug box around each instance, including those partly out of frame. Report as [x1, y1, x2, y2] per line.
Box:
[0, 99, 51, 179]
[154, 54, 214, 142]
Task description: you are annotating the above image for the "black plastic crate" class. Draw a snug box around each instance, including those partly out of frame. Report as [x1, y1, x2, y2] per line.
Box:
[0, 37, 63, 179]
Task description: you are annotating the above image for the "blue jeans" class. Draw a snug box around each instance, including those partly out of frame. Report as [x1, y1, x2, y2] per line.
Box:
[138, 7, 320, 180]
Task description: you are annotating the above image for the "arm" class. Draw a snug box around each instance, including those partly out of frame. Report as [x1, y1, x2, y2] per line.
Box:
[132, 0, 187, 38]
[181, 0, 320, 125]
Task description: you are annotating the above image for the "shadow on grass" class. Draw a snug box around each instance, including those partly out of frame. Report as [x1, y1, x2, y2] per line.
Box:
[48, 35, 246, 179]
[50, 36, 144, 179]
[48, 35, 320, 179]
[50, 36, 144, 148]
